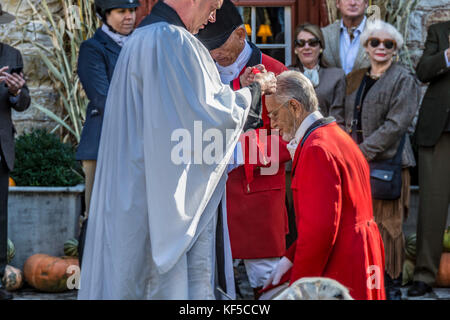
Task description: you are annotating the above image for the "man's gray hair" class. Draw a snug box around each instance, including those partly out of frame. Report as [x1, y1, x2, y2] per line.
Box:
[275, 70, 319, 113]
[360, 20, 404, 49]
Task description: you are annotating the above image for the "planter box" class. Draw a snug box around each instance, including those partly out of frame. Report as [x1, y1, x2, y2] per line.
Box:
[7, 184, 84, 269]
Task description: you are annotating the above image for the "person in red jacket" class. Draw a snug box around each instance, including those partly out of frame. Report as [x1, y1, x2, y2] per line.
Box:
[197, 0, 291, 298]
[262, 70, 386, 300]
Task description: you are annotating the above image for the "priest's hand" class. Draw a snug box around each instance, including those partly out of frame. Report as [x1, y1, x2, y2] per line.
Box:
[254, 70, 277, 95]
[263, 256, 293, 289]
[240, 64, 267, 87]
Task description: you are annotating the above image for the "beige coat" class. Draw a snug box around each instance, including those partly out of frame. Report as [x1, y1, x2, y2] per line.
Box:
[321, 20, 370, 72]
[333, 63, 421, 167]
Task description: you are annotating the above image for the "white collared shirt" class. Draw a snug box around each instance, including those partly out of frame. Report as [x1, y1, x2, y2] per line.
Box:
[287, 111, 324, 159]
[339, 16, 367, 75]
[216, 41, 252, 84]
[445, 49, 450, 67]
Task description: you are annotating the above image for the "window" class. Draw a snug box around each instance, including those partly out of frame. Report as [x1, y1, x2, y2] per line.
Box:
[235, 3, 293, 66]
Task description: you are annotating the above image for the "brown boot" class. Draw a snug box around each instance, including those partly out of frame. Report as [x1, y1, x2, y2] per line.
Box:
[253, 286, 263, 300]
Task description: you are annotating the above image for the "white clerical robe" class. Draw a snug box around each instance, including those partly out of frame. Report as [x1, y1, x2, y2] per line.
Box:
[77, 21, 253, 300]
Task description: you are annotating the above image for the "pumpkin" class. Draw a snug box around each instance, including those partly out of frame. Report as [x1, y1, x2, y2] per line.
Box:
[405, 233, 416, 261]
[436, 252, 450, 287]
[23, 254, 79, 293]
[443, 227, 450, 253]
[2, 265, 23, 291]
[8, 177, 16, 187]
[64, 238, 79, 257]
[402, 259, 415, 286]
[7, 238, 15, 264]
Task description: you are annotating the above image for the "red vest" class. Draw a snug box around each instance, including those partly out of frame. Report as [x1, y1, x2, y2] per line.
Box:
[226, 53, 290, 259]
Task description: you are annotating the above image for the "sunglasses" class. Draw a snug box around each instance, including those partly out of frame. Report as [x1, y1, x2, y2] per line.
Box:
[367, 38, 396, 50]
[294, 38, 321, 48]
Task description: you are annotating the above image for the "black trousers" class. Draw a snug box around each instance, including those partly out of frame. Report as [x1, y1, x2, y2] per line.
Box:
[0, 156, 9, 278]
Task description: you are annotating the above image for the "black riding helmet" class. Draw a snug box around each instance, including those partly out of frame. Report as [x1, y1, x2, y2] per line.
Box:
[95, 0, 140, 33]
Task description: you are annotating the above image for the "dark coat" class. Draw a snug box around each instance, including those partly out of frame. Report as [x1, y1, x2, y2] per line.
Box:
[76, 28, 122, 160]
[414, 21, 450, 147]
[0, 43, 31, 171]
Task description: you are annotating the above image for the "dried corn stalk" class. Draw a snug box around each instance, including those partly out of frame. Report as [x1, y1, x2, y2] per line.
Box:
[25, 0, 98, 144]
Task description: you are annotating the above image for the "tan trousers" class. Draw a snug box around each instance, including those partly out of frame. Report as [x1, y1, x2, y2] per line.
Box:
[82, 160, 97, 217]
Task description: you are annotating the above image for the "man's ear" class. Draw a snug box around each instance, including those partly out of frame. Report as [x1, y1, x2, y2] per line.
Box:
[335, 0, 340, 10]
[236, 27, 247, 42]
[289, 99, 302, 117]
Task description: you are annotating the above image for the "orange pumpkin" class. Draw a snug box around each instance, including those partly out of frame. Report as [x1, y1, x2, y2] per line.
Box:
[23, 254, 79, 293]
[8, 177, 16, 187]
[436, 252, 450, 287]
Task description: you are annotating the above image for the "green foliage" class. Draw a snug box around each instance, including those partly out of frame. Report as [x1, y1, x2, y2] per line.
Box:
[11, 129, 84, 186]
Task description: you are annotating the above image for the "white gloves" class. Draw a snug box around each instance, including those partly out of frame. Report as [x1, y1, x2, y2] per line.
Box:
[263, 256, 293, 289]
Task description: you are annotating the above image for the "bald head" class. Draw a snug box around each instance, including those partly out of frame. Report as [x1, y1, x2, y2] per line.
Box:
[164, 0, 223, 34]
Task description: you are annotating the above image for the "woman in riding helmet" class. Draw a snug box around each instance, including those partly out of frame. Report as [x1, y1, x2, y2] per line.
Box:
[76, 0, 140, 265]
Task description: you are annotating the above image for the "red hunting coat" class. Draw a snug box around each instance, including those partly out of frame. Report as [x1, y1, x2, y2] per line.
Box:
[226, 43, 290, 259]
[284, 120, 386, 300]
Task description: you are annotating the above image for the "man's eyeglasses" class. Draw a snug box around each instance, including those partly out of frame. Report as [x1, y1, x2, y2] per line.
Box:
[268, 100, 291, 120]
[294, 38, 321, 48]
[367, 38, 396, 50]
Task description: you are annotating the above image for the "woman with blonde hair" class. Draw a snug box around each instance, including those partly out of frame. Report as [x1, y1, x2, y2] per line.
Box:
[334, 20, 421, 299]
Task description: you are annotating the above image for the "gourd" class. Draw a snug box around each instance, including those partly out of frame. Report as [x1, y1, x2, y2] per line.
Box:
[63, 238, 79, 257]
[1, 265, 23, 291]
[23, 254, 79, 292]
[436, 253, 450, 287]
[8, 177, 16, 186]
[7, 238, 15, 263]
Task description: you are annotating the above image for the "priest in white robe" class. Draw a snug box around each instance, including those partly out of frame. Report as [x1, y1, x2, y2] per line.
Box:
[77, 0, 276, 300]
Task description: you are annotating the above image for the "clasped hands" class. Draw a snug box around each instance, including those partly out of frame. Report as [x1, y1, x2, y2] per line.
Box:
[240, 64, 277, 96]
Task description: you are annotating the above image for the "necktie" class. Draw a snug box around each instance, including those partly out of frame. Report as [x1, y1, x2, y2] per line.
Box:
[348, 27, 356, 42]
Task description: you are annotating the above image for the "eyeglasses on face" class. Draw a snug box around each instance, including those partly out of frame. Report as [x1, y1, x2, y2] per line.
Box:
[294, 38, 321, 48]
[367, 38, 396, 50]
[268, 100, 290, 120]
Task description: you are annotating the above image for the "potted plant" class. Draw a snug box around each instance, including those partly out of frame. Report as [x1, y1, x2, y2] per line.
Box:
[8, 129, 84, 269]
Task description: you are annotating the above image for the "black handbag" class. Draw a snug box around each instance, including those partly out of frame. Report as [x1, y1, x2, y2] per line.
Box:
[351, 75, 406, 201]
[369, 136, 405, 200]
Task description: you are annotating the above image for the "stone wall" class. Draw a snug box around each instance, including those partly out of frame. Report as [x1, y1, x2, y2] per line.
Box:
[407, 0, 450, 68]
[1, 0, 63, 136]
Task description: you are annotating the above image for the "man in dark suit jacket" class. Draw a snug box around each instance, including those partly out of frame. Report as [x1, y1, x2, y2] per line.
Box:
[409, 20, 450, 297]
[0, 5, 31, 300]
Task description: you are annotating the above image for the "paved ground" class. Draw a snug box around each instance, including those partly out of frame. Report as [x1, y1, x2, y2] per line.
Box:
[9, 263, 450, 300]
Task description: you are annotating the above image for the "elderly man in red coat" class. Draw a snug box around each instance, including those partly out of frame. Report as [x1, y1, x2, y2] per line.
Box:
[262, 70, 386, 300]
[197, 0, 291, 298]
